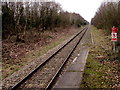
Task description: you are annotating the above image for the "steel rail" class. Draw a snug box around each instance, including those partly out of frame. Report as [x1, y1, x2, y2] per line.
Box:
[10, 27, 87, 90]
[45, 27, 88, 90]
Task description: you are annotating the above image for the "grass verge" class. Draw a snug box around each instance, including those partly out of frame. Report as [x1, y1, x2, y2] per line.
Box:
[80, 54, 112, 88]
[80, 26, 120, 88]
[2, 33, 76, 79]
[2, 29, 79, 79]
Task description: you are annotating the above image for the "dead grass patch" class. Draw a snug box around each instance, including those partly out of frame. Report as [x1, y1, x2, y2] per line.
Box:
[2, 27, 80, 79]
[80, 26, 120, 88]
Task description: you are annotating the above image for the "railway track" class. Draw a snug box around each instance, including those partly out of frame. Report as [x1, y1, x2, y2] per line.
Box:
[10, 27, 88, 90]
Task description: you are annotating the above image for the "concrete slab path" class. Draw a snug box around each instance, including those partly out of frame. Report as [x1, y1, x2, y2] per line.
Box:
[53, 47, 89, 88]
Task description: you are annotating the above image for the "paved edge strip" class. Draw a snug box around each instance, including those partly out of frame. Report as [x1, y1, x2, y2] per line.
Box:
[53, 47, 89, 88]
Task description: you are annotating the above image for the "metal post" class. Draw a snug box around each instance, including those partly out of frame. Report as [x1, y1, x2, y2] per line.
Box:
[113, 41, 116, 60]
[113, 42, 115, 52]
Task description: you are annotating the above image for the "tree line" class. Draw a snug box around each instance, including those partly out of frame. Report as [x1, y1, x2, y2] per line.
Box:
[2, 1, 88, 39]
[91, 1, 120, 45]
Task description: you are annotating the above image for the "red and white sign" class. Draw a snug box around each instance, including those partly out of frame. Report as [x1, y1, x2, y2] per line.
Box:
[111, 27, 118, 41]
[111, 33, 117, 41]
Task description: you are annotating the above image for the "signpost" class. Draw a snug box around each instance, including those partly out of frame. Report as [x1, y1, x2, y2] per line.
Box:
[111, 26, 118, 59]
[111, 26, 118, 42]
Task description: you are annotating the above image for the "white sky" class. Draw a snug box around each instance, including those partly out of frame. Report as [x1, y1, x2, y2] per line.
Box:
[54, 0, 104, 22]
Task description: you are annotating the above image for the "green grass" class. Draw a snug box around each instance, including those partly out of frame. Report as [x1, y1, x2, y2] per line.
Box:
[2, 36, 70, 79]
[80, 26, 119, 88]
[67, 70, 82, 72]
[35, 38, 67, 57]
[80, 55, 111, 88]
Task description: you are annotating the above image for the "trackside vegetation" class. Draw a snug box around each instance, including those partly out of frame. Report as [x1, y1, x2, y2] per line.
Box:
[91, 1, 120, 59]
[91, 1, 120, 31]
[2, 1, 88, 40]
[2, 1, 88, 78]
[80, 26, 120, 88]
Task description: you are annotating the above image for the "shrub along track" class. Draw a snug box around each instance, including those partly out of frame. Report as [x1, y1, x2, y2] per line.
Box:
[3, 26, 88, 89]
[2, 27, 79, 79]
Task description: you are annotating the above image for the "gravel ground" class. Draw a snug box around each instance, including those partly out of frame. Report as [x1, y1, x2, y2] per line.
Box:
[19, 28, 85, 89]
[2, 28, 83, 89]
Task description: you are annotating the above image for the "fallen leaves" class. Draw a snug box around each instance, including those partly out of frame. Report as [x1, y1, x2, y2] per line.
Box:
[2, 27, 79, 78]
[81, 26, 120, 88]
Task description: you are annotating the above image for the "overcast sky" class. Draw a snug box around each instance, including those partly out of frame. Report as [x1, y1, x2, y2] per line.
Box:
[54, 0, 104, 22]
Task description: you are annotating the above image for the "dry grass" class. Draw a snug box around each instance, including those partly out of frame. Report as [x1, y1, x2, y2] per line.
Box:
[2, 27, 80, 79]
[80, 26, 120, 88]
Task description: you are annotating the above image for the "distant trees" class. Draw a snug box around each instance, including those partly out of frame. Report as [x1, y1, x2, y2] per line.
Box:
[91, 1, 120, 30]
[91, 1, 120, 44]
[2, 1, 88, 39]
